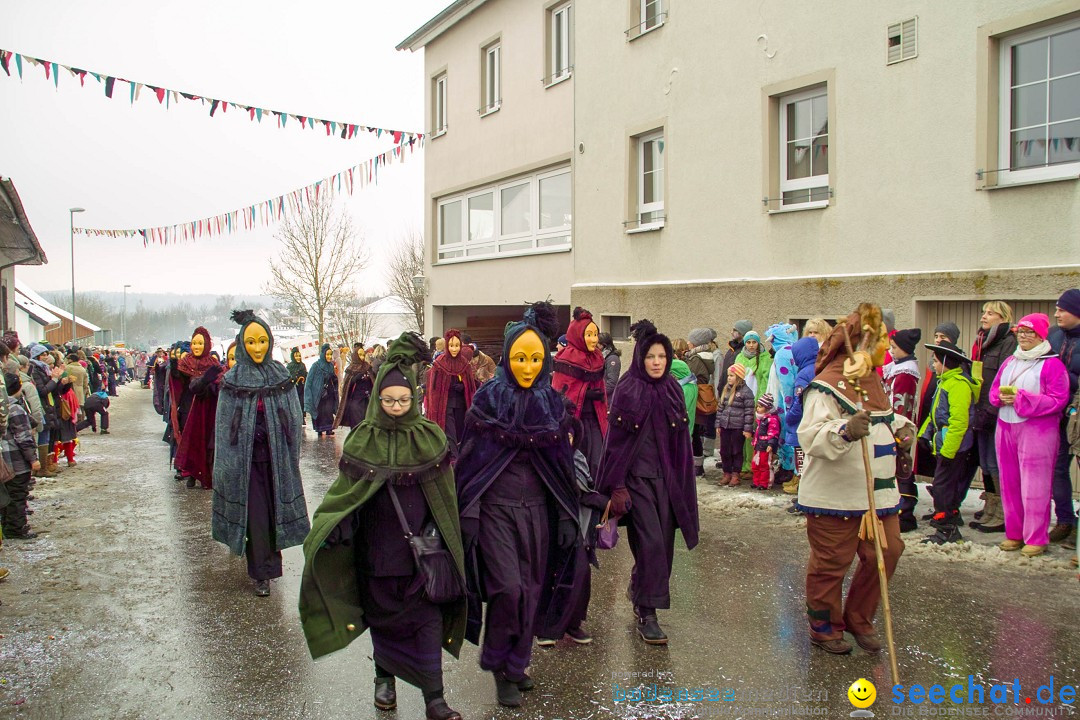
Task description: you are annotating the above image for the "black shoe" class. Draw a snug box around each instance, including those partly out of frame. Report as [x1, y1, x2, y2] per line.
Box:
[920, 511, 935, 521]
[786, 503, 803, 515]
[494, 672, 522, 707]
[637, 613, 668, 645]
[425, 697, 461, 720]
[922, 525, 963, 545]
[185, 477, 196, 488]
[373, 676, 396, 710]
[517, 673, 535, 691]
[899, 516, 918, 533]
[7, 530, 38, 540]
[694, 465, 705, 478]
[253, 579, 271, 597]
[100, 430, 110, 435]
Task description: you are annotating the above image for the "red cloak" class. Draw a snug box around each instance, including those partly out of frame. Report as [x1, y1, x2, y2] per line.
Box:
[552, 308, 608, 436]
[425, 329, 476, 429]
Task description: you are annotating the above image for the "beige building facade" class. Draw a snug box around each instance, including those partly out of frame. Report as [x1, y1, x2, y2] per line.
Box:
[571, 0, 1080, 356]
[399, 0, 575, 350]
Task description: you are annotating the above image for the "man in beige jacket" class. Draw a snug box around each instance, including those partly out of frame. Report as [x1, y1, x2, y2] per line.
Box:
[65, 353, 91, 404]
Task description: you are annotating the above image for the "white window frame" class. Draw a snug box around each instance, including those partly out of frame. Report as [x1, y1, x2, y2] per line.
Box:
[482, 43, 501, 115]
[886, 17, 918, 65]
[640, 0, 664, 35]
[551, 3, 572, 83]
[436, 166, 572, 264]
[996, 17, 1080, 186]
[779, 86, 829, 209]
[433, 74, 448, 136]
[636, 131, 665, 230]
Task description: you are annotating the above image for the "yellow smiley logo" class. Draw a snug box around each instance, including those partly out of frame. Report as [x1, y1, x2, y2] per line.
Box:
[848, 678, 876, 709]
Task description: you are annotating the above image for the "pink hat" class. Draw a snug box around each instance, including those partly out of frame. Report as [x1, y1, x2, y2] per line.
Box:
[1015, 313, 1050, 340]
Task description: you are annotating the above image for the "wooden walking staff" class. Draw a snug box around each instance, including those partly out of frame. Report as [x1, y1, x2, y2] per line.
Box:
[840, 322, 901, 685]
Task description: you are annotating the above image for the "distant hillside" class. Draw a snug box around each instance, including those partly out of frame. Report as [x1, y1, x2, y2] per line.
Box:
[37, 291, 276, 312]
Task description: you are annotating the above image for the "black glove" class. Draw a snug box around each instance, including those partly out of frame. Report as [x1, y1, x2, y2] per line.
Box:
[557, 518, 578, 550]
[846, 410, 871, 440]
[450, 376, 465, 391]
[460, 516, 479, 553]
[584, 387, 604, 401]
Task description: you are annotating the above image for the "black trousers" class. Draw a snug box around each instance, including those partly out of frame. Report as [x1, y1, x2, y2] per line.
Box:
[77, 407, 109, 432]
[2, 471, 33, 536]
[718, 428, 745, 473]
[246, 459, 283, 581]
[931, 452, 975, 519]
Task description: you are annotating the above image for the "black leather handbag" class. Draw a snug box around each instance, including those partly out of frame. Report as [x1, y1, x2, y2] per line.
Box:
[386, 483, 463, 604]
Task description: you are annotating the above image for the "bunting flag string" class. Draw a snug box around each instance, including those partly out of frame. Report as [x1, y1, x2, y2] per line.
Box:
[0, 47, 422, 145]
[74, 136, 423, 246]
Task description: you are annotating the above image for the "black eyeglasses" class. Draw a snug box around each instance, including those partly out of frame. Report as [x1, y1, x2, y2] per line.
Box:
[379, 396, 413, 408]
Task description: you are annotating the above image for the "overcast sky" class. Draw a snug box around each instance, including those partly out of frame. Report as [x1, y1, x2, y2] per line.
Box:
[0, 0, 448, 296]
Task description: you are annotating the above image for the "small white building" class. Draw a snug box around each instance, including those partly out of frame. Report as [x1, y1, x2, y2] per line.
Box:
[13, 285, 60, 345]
[359, 295, 420, 342]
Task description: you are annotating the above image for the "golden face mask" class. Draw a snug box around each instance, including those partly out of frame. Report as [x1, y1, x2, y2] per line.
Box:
[508, 329, 546, 388]
[244, 324, 270, 365]
[584, 322, 599, 353]
[448, 337, 461, 358]
[227, 345, 237, 369]
[190, 334, 205, 357]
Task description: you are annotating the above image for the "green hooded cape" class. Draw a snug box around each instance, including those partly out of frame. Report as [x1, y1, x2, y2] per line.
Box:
[298, 332, 466, 660]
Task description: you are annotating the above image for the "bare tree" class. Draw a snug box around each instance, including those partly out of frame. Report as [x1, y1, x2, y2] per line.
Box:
[385, 230, 425, 334]
[264, 194, 368, 345]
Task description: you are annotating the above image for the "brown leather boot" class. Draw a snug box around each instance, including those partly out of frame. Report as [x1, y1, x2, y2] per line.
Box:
[37, 447, 57, 477]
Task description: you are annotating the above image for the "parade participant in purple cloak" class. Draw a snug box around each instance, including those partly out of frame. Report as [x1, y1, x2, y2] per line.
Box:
[455, 301, 580, 709]
[595, 319, 698, 646]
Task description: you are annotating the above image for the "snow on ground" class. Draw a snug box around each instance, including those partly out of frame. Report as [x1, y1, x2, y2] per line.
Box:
[696, 469, 1078, 573]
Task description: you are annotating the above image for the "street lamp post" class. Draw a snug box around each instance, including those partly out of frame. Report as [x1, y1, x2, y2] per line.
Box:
[122, 284, 132, 346]
[69, 207, 85, 345]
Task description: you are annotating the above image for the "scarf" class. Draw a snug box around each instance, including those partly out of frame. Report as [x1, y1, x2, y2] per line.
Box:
[1014, 340, 1053, 362]
[178, 327, 219, 378]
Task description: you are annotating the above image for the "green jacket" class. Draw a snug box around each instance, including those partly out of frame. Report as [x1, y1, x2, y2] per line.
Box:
[919, 366, 978, 460]
[298, 455, 466, 660]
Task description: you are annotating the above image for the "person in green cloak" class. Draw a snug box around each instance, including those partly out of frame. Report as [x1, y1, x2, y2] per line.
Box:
[299, 332, 466, 720]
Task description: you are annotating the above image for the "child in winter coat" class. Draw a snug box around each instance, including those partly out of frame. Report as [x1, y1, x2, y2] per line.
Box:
[715, 364, 755, 486]
[751, 393, 781, 489]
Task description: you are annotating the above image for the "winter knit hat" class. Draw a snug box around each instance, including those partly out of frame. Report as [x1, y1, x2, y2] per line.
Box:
[1015, 313, 1051, 340]
[4, 371, 19, 396]
[2, 331, 19, 351]
[882, 309, 896, 334]
[757, 392, 775, 410]
[892, 328, 922, 355]
[934, 322, 961, 344]
[728, 363, 746, 380]
[734, 320, 753, 336]
[687, 327, 717, 347]
[1057, 288, 1080, 318]
[743, 330, 761, 344]
[379, 367, 411, 391]
[27, 343, 47, 360]
[557, 334, 568, 346]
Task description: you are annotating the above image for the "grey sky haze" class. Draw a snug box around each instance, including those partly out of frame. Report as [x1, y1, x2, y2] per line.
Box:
[0, 0, 448, 296]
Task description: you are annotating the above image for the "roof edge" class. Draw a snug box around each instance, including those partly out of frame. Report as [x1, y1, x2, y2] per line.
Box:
[0, 177, 48, 266]
[396, 0, 489, 52]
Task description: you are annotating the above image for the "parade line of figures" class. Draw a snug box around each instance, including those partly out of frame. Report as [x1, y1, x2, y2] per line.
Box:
[148, 293, 1080, 720]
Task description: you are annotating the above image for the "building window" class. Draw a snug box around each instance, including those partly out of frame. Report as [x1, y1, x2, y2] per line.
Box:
[636, 131, 665, 228]
[998, 19, 1080, 182]
[604, 315, 631, 340]
[887, 17, 918, 64]
[549, 3, 572, 84]
[779, 87, 829, 207]
[433, 74, 448, 135]
[437, 166, 572, 262]
[481, 43, 501, 114]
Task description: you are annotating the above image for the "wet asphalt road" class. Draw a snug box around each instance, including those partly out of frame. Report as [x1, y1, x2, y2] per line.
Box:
[1, 386, 1078, 719]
